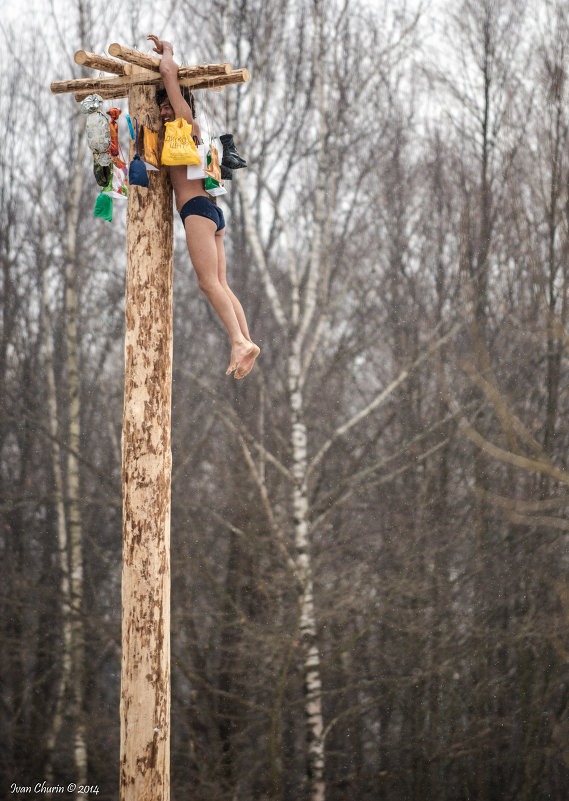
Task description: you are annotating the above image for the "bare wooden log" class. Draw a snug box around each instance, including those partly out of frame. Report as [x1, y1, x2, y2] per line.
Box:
[51, 70, 159, 95]
[108, 43, 161, 71]
[76, 69, 248, 99]
[186, 68, 250, 91]
[72, 78, 234, 101]
[55, 64, 238, 97]
[74, 49, 127, 75]
[179, 63, 232, 77]
[120, 68, 173, 801]
[108, 43, 231, 77]
[74, 88, 129, 102]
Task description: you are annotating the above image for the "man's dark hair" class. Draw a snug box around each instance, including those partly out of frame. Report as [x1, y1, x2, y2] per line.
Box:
[156, 86, 196, 117]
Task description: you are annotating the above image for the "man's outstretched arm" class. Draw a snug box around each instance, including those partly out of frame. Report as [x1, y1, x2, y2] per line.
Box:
[148, 35, 200, 136]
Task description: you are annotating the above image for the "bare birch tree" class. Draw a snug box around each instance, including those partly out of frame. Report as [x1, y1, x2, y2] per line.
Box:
[175, 2, 435, 799]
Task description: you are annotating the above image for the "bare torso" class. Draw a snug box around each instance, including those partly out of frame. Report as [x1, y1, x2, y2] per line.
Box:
[168, 165, 208, 212]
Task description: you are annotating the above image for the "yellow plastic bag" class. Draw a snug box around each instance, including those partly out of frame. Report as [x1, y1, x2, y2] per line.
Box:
[140, 125, 160, 169]
[161, 118, 201, 166]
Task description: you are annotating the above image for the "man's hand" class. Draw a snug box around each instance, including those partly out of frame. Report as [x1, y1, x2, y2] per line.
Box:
[148, 34, 187, 120]
[147, 35, 173, 57]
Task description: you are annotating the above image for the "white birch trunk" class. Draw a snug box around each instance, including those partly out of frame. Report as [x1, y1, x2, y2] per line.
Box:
[64, 115, 89, 792]
[41, 247, 73, 783]
[289, 341, 326, 801]
[233, 3, 330, 795]
[291, 6, 329, 798]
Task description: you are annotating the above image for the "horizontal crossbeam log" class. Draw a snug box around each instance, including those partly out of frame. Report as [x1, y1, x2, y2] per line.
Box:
[179, 63, 233, 79]
[74, 87, 130, 101]
[52, 65, 237, 96]
[74, 50, 127, 75]
[71, 68, 249, 102]
[187, 68, 250, 91]
[107, 43, 232, 79]
[108, 43, 161, 71]
[52, 70, 160, 95]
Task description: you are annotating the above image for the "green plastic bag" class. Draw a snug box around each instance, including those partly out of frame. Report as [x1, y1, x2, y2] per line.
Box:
[94, 191, 113, 222]
[205, 174, 219, 191]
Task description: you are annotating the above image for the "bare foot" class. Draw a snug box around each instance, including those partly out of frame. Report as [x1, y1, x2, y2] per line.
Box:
[234, 343, 260, 379]
[226, 341, 260, 377]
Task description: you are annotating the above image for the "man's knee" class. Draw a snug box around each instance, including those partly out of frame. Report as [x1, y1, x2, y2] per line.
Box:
[197, 274, 220, 295]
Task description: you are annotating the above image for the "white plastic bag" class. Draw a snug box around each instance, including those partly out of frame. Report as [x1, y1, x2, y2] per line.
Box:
[187, 144, 207, 180]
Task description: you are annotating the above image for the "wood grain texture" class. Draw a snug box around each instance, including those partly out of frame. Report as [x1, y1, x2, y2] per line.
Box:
[120, 74, 173, 801]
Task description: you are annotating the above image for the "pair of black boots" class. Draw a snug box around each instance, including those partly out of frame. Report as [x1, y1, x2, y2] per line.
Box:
[220, 133, 246, 181]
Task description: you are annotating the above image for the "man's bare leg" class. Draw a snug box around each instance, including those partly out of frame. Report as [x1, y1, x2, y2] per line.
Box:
[215, 232, 252, 339]
[215, 229, 260, 378]
[185, 216, 258, 374]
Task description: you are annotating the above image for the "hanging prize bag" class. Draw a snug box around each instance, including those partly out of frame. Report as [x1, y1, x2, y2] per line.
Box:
[94, 169, 114, 222]
[111, 162, 128, 198]
[94, 192, 113, 221]
[161, 118, 201, 166]
[141, 125, 160, 169]
[204, 140, 226, 197]
[107, 108, 126, 169]
[129, 119, 149, 188]
[204, 140, 222, 182]
[82, 94, 111, 155]
[187, 143, 207, 180]
[93, 152, 111, 187]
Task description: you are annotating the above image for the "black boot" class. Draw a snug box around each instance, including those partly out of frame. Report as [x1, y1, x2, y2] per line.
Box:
[220, 133, 247, 169]
[221, 163, 232, 180]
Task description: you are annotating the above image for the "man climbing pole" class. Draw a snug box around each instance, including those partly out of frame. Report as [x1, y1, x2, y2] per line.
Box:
[148, 35, 260, 379]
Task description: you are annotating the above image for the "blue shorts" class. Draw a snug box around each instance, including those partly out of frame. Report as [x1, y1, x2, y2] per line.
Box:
[179, 196, 225, 231]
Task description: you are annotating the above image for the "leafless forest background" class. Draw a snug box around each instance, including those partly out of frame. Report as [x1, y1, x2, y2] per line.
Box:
[2, 0, 569, 799]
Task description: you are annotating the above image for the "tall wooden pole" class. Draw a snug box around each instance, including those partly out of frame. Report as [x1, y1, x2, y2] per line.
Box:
[120, 73, 173, 801]
[49, 42, 248, 801]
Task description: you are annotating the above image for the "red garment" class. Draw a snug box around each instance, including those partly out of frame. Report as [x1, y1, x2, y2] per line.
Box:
[107, 108, 126, 169]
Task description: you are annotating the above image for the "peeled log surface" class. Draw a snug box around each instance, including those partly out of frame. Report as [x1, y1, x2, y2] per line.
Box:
[108, 42, 232, 79]
[179, 63, 232, 77]
[120, 72, 173, 801]
[51, 70, 158, 95]
[109, 42, 161, 71]
[72, 68, 248, 101]
[74, 88, 129, 102]
[55, 65, 238, 97]
[187, 68, 250, 91]
[74, 49, 127, 75]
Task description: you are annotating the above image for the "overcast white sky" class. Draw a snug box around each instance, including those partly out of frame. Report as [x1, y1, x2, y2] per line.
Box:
[0, 0, 451, 80]
[2, 0, 444, 42]
[0, 0, 544, 116]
